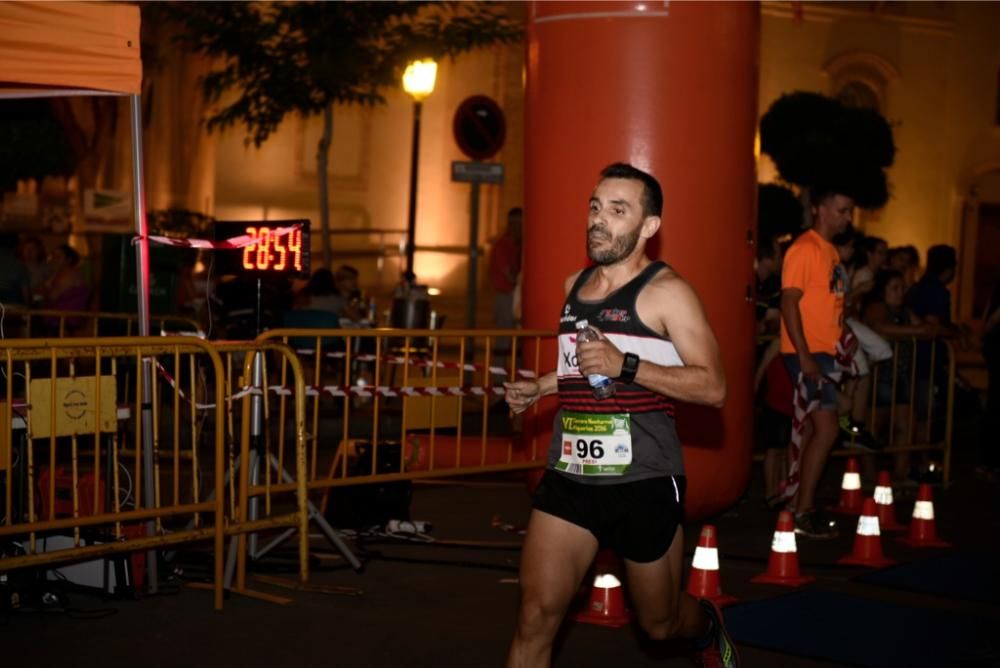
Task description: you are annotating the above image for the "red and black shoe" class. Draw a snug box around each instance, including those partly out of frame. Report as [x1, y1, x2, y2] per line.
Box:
[694, 598, 740, 668]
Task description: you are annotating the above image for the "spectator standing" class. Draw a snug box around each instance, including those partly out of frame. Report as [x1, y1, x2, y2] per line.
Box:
[334, 264, 364, 322]
[42, 244, 88, 312]
[18, 236, 50, 305]
[0, 233, 30, 307]
[490, 207, 522, 370]
[907, 245, 957, 328]
[862, 269, 936, 479]
[888, 245, 920, 289]
[490, 207, 522, 330]
[779, 188, 854, 538]
[851, 235, 888, 298]
[755, 234, 782, 335]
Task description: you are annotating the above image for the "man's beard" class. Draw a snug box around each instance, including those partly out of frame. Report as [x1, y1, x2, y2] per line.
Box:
[587, 224, 642, 265]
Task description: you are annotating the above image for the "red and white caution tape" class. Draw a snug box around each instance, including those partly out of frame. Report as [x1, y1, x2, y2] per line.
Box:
[156, 361, 506, 411]
[270, 384, 505, 399]
[294, 349, 537, 379]
[155, 362, 258, 410]
[140, 224, 301, 250]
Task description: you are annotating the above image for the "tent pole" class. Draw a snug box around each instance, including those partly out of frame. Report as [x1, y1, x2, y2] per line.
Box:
[130, 94, 159, 594]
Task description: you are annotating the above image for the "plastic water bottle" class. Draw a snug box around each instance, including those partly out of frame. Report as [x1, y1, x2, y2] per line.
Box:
[575, 319, 616, 399]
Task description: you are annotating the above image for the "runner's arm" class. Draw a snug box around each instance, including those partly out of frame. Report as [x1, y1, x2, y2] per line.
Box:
[504, 366, 557, 414]
[632, 278, 726, 407]
[504, 271, 581, 413]
[576, 277, 725, 406]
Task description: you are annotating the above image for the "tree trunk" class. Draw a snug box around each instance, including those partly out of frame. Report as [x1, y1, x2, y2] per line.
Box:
[317, 104, 334, 270]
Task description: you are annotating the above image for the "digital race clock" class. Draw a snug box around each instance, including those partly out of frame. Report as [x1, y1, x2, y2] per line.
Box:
[214, 220, 311, 278]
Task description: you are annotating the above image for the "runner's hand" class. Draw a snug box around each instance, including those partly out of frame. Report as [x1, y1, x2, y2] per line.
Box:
[504, 380, 540, 414]
[577, 339, 625, 379]
[799, 353, 821, 380]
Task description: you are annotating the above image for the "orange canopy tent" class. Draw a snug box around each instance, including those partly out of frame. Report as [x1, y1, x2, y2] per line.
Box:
[0, 1, 141, 97]
[0, 0, 160, 587]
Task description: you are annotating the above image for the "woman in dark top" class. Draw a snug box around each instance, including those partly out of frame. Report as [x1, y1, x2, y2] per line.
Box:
[862, 270, 938, 481]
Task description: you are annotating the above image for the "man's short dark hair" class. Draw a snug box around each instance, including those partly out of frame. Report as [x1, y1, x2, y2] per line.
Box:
[925, 244, 957, 276]
[808, 187, 848, 208]
[599, 162, 663, 218]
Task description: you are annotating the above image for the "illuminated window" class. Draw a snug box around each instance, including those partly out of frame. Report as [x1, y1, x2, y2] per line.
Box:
[836, 80, 881, 112]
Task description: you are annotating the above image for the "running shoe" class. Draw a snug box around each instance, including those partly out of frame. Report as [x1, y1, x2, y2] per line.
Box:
[695, 598, 740, 668]
[794, 510, 838, 539]
[839, 417, 882, 452]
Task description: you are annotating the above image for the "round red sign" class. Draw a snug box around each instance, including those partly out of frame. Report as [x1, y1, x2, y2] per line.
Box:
[453, 95, 506, 161]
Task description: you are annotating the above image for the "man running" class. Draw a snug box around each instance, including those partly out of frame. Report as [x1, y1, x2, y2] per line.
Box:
[504, 163, 737, 668]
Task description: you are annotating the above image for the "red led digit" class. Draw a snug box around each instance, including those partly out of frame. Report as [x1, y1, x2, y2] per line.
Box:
[256, 227, 271, 269]
[242, 227, 257, 270]
[288, 228, 303, 272]
[273, 232, 287, 271]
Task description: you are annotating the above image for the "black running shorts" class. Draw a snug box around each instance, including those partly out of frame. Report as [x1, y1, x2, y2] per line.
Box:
[531, 470, 686, 563]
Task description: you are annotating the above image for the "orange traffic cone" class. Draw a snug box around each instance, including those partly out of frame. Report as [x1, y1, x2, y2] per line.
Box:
[572, 550, 632, 628]
[837, 497, 895, 568]
[899, 483, 951, 548]
[873, 471, 905, 532]
[685, 525, 737, 607]
[829, 457, 863, 515]
[752, 511, 814, 586]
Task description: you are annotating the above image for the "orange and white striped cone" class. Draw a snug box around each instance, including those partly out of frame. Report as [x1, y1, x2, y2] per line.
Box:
[898, 483, 952, 548]
[874, 471, 905, 532]
[751, 511, 814, 586]
[837, 497, 895, 568]
[829, 457, 863, 515]
[572, 550, 632, 628]
[685, 525, 737, 607]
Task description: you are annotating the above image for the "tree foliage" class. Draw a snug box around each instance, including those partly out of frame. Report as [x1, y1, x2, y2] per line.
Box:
[160, 1, 523, 146]
[758, 183, 803, 242]
[760, 91, 896, 209]
[0, 100, 76, 190]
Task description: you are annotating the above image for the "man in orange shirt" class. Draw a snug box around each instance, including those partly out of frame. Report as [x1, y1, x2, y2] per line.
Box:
[780, 189, 853, 538]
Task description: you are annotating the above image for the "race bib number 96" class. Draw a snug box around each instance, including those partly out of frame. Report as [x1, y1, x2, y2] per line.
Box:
[555, 411, 632, 476]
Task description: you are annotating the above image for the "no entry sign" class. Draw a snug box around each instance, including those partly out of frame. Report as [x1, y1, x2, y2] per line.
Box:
[453, 95, 506, 161]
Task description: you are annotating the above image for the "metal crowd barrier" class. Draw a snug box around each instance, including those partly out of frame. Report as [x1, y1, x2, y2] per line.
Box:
[211, 341, 310, 599]
[255, 328, 553, 503]
[863, 334, 957, 483]
[3, 307, 204, 339]
[754, 332, 959, 485]
[0, 337, 225, 608]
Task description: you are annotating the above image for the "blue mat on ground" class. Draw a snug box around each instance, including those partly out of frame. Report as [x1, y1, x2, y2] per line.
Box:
[724, 590, 999, 667]
[854, 554, 1000, 605]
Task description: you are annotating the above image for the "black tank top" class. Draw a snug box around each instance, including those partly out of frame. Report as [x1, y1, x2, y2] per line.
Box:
[548, 261, 685, 483]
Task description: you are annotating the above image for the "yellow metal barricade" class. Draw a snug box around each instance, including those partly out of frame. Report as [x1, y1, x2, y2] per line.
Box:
[212, 341, 309, 596]
[752, 332, 958, 485]
[255, 328, 552, 500]
[863, 334, 957, 483]
[0, 337, 226, 609]
[3, 307, 204, 339]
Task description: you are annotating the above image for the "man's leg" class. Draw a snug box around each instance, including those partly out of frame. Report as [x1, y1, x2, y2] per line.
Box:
[796, 407, 838, 512]
[623, 525, 709, 641]
[507, 510, 598, 668]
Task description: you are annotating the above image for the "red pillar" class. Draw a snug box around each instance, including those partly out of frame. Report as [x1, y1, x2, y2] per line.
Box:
[522, 1, 759, 520]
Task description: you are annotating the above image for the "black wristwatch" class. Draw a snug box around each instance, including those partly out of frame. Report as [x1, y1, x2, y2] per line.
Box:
[618, 352, 640, 383]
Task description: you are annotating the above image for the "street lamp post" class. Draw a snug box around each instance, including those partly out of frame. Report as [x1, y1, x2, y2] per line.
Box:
[402, 58, 437, 276]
